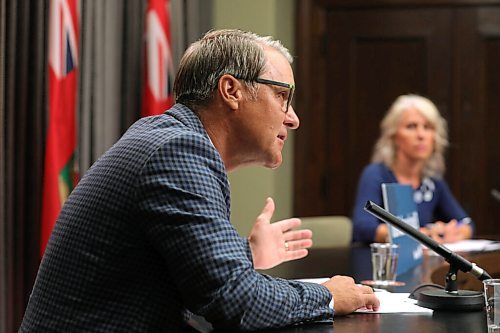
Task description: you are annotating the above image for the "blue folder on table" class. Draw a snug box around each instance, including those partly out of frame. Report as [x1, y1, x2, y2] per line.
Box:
[381, 183, 423, 275]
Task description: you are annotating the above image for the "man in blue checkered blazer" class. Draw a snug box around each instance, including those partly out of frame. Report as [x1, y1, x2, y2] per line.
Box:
[20, 29, 379, 332]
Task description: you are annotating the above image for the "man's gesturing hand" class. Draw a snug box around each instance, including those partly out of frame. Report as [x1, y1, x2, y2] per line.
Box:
[249, 197, 313, 270]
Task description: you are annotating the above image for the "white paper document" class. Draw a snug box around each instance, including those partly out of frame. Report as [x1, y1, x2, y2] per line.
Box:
[355, 292, 433, 314]
[428, 239, 500, 255]
[297, 278, 433, 314]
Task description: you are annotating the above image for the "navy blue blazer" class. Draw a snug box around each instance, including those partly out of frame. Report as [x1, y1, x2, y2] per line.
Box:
[20, 104, 333, 332]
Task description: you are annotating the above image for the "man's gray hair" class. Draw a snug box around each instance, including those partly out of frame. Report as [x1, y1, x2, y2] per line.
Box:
[173, 29, 293, 110]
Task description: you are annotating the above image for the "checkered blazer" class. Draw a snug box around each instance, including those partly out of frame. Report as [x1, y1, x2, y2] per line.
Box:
[20, 104, 333, 332]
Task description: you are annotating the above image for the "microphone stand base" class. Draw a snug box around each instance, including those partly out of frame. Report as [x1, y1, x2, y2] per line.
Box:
[417, 289, 484, 311]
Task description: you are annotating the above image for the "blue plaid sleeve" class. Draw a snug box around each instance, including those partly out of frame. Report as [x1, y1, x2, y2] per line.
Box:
[134, 131, 333, 330]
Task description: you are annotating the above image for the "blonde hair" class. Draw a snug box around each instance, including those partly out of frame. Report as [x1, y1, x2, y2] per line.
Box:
[372, 94, 449, 178]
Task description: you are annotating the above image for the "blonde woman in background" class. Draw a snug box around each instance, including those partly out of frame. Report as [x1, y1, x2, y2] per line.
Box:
[351, 94, 473, 244]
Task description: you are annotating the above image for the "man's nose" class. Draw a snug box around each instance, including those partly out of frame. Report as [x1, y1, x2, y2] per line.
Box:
[284, 105, 299, 129]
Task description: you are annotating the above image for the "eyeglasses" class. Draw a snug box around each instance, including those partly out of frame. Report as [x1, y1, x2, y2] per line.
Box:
[232, 75, 295, 113]
[255, 78, 295, 113]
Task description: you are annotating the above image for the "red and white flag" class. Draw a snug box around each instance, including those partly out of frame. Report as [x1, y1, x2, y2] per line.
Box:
[41, 0, 80, 256]
[141, 0, 174, 117]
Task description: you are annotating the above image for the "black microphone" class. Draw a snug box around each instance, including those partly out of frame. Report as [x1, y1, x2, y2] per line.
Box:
[364, 200, 491, 311]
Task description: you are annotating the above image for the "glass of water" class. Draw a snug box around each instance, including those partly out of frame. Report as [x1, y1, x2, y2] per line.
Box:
[370, 243, 399, 285]
[484, 279, 500, 333]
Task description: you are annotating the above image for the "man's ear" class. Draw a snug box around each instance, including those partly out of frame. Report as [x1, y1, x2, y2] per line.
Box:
[218, 74, 243, 110]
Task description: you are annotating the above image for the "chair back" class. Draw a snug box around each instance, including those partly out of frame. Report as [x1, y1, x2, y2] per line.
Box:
[300, 216, 352, 248]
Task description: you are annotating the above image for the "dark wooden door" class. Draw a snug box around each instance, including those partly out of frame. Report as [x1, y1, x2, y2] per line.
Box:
[450, 7, 500, 236]
[294, 0, 500, 236]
